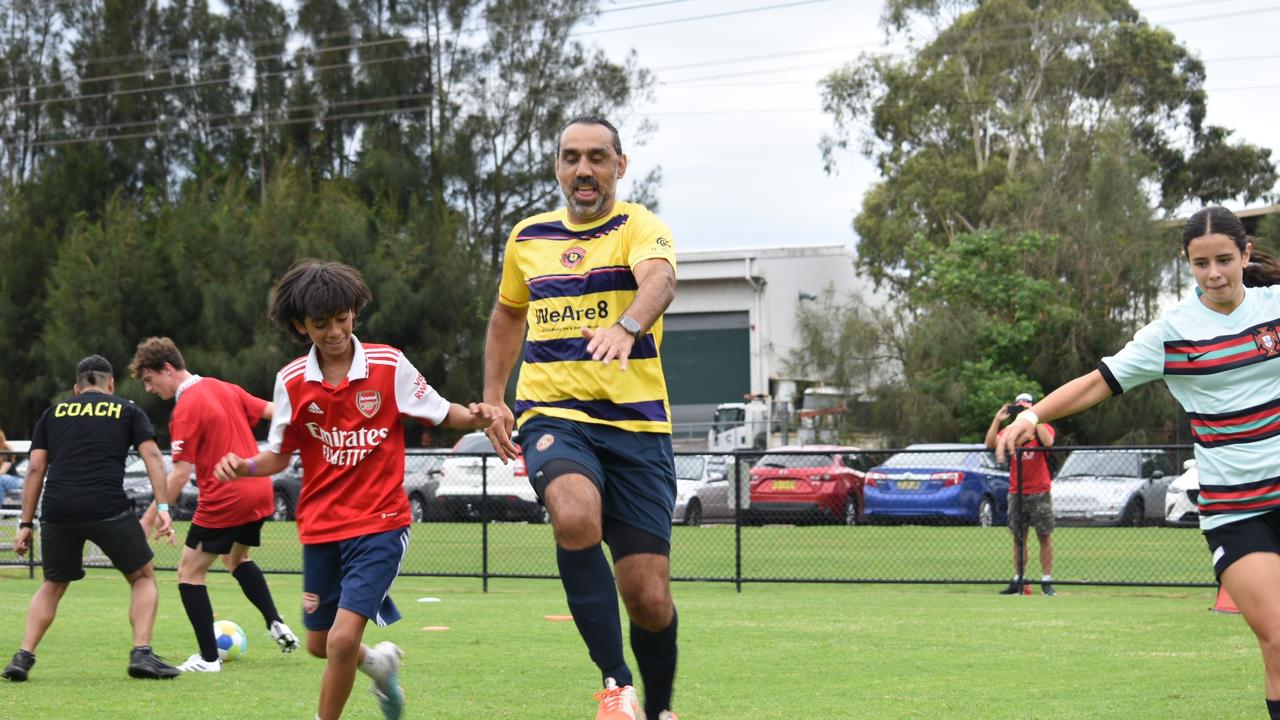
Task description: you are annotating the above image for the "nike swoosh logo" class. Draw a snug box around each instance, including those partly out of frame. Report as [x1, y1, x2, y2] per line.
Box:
[1185, 352, 1207, 362]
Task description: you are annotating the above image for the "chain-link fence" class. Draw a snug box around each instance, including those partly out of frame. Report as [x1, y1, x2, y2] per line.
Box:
[0, 445, 1214, 590]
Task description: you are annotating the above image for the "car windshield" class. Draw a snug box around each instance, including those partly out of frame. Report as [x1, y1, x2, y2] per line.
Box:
[676, 456, 706, 481]
[1057, 452, 1140, 478]
[880, 451, 971, 469]
[754, 453, 834, 469]
[454, 435, 495, 454]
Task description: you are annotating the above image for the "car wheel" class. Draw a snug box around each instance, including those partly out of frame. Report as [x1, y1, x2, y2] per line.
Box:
[685, 500, 703, 527]
[1120, 497, 1144, 527]
[409, 493, 428, 523]
[273, 491, 291, 521]
[977, 496, 994, 528]
[842, 494, 859, 526]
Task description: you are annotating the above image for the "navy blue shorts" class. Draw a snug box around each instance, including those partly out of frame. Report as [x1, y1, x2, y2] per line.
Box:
[301, 526, 408, 631]
[518, 415, 676, 541]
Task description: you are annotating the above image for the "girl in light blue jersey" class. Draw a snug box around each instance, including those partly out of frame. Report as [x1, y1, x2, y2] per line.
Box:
[997, 206, 1280, 719]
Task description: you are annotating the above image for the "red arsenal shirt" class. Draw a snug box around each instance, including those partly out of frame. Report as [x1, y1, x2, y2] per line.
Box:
[171, 376, 273, 528]
[267, 337, 450, 544]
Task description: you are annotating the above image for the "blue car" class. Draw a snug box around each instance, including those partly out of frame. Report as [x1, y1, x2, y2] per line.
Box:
[864, 443, 1010, 526]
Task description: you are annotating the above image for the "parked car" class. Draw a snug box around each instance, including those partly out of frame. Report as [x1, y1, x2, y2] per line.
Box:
[1051, 449, 1177, 526]
[863, 444, 1009, 527]
[1165, 458, 1199, 527]
[745, 445, 869, 525]
[271, 454, 304, 521]
[435, 431, 546, 522]
[673, 454, 747, 525]
[405, 449, 448, 522]
[122, 452, 176, 518]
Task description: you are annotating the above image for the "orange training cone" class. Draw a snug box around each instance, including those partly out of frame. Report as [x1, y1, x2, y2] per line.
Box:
[1212, 585, 1240, 614]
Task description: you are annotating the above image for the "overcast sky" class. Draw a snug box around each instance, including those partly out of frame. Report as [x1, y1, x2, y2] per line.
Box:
[592, 0, 1280, 254]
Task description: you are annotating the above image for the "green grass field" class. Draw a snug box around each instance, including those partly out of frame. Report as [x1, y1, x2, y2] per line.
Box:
[0, 520, 1259, 717]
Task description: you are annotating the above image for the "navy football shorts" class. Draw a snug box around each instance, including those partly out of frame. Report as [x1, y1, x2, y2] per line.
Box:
[518, 415, 676, 542]
[301, 526, 408, 631]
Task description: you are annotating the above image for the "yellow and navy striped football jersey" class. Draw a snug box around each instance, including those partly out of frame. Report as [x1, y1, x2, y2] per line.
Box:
[499, 201, 676, 434]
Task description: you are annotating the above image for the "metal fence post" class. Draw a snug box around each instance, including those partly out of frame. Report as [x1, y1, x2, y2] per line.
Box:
[734, 451, 743, 593]
[481, 455, 489, 593]
[1014, 451, 1025, 588]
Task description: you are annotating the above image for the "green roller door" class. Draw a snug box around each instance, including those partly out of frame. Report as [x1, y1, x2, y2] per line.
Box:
[661, 312, 750, 405]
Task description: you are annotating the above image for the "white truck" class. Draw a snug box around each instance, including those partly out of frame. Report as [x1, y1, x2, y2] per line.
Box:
[707, 396, 771, 451]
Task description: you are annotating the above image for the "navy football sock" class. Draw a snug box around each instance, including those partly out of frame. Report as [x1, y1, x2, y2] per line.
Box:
[178, 583, 219, 662]
[631, 607, 678, 718]
[232, 561, 282, 628]
[1268, 699, 1280, 719]
[557, 544, 630, 687]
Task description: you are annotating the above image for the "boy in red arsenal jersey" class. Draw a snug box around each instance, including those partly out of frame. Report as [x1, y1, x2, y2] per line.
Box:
[214, 261, 501, 720]
[131, 337, 299, 673]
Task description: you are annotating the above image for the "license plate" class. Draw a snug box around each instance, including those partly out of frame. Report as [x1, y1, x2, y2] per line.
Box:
[896, 480, 920, 490]
[771, 480, 796, 491]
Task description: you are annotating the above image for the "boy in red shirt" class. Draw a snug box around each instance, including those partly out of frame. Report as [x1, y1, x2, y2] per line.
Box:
[214, 261, 500, 720]
[131, 337, 299, 672]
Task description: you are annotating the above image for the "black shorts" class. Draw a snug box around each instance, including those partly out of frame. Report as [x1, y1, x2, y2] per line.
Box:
[1203, 509, 1280, 580]
[185, 519, 266, 555]
[41, 510, 154, 583]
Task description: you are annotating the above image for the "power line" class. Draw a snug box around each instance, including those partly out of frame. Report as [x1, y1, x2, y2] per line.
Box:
[575, 0, 832, 36]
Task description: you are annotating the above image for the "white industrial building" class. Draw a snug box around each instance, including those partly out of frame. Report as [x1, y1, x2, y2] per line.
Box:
[663, 244, 883, 440]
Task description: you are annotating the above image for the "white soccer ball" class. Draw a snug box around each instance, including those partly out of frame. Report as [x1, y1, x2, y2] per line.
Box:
[214, 619, 248, 662]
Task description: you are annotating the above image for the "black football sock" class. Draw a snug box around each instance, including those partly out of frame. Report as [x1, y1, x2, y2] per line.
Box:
[178, 583, 219, 662]
[631, 607, 678, 718]
[232, 561, 282, 628]
[1267, 699, 1280, 719]
[557, 544, 631, 687]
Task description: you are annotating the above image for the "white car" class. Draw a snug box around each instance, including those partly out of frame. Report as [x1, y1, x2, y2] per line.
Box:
[1165, 458, 1199, 527]
[1051, 449, 1177, 526]
[435, 431, 547, 523]
[673, 454, 748, 525]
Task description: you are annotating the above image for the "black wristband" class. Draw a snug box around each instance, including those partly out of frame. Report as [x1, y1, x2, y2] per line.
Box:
[18, 521, 34, 529]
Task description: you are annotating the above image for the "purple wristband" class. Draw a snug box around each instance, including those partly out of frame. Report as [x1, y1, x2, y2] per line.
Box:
[246, 458, 257, 476]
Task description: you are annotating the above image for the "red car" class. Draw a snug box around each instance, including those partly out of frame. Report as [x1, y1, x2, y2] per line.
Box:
[746, 445, 871, 525]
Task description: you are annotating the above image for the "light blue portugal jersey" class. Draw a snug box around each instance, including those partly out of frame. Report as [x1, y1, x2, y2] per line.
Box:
[1098, 285, 1280, 531]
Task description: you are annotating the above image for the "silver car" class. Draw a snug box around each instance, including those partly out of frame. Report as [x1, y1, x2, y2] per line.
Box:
[1051, 449, 1177, 526]
[673, 454, 748, 526]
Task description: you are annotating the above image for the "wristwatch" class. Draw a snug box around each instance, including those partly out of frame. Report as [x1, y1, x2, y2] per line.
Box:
[18, 521, 34, 529]
[618, 314, 644, 340]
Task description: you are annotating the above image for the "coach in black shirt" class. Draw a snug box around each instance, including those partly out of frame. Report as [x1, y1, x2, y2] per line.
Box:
[1, 355, 181, 681]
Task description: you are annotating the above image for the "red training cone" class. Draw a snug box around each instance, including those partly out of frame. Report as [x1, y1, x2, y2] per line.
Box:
[1022, 582, 1032, 596]
[1211, 585, 1240, 614]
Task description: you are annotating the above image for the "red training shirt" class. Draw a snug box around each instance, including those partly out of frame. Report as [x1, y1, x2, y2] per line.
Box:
[267, 337, 450, 544]
[998, 424, 1057, 495]
[171, 376, 273, 528]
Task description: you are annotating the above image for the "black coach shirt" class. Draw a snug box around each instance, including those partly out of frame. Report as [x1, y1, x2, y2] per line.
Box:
[31, 391, 157, 522]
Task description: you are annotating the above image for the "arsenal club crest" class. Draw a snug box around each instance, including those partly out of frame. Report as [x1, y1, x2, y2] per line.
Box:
[1254, 326, 1280, 357]
[355, 390, 382, 418]
[560, 246, 587, 269]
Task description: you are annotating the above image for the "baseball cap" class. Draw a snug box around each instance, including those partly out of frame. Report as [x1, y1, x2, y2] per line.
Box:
[1014, 392, 1034, 405]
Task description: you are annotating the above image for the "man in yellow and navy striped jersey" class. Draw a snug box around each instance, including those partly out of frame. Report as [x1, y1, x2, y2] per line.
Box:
[481, 115, 680, 720]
